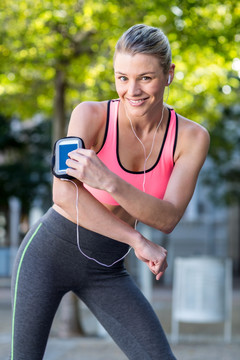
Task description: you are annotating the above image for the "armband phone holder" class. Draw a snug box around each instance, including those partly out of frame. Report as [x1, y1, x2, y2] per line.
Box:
[52, 136, 85, 179]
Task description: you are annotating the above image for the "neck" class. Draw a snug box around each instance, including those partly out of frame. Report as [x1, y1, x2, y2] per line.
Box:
[124, 105, 165, 136]
[127, 105, 165, 164]
[120, 102, 165, 136]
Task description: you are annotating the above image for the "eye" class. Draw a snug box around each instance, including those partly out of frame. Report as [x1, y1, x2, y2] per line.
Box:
[141, 76, 151, 81]
[119, 76, 128, 82]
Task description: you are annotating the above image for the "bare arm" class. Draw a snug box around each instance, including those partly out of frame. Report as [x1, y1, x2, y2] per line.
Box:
[67, 116, 210, 233]
[107, 122, 210, 232]
[53, 177, 140, 247]
[53, 101, 168, 279]
[53, 101, 139, 245]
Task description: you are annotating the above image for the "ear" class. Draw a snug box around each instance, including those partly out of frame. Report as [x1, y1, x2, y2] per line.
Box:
[166, 63, 175, 86]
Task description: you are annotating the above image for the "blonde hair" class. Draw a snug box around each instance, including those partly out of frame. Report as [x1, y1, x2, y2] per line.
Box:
[114, 24, 172, 74]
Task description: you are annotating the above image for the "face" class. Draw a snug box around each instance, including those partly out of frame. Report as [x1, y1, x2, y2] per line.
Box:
[114, 52, 169, 118]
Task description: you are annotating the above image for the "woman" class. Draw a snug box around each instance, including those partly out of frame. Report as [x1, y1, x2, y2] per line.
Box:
[10, 24, 210, 359]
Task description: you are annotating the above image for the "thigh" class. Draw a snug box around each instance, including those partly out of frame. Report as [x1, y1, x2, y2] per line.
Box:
[10, 222, 65, 360]
[79, 272, 176, 360]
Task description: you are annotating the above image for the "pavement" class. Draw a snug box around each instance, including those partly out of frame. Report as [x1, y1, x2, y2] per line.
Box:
[0, 278, 239, 360]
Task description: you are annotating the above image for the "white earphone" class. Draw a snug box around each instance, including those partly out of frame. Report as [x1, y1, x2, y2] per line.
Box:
[168, 75, 171, 85]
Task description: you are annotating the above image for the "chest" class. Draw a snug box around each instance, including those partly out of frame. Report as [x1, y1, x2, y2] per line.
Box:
[118, 127, 165, 173]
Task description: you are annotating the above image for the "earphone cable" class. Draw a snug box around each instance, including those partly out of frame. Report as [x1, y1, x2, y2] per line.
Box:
[62, 178, 132, 267]
[127, 105, 165, 192]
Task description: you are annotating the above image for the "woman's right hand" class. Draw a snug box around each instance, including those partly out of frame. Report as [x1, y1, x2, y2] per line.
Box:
[134, 237, 168, 281]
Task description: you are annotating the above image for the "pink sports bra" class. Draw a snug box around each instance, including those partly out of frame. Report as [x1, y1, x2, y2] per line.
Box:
[84, 99, 178, 205]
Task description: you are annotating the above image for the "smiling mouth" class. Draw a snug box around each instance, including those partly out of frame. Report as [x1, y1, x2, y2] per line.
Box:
[127, 98, 148, 105]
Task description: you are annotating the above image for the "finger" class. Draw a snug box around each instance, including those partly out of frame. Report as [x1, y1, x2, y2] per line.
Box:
[67, 151, 84, 161]
[146, 264, 165, 281]
[69, 148, 86, 155]
[155, 260, 168, 281]
[148, 261, 161, 275]
[158, 260, 168, 274]
[69, 148, 93, 159]
[156, 271, 165, 281]
[66, 158, 78, 169]
[148, 258, 167, 273]
[66, 167, 77, 177]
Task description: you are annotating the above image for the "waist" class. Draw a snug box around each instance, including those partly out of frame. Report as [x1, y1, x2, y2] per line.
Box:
[44, 207, 130, 255]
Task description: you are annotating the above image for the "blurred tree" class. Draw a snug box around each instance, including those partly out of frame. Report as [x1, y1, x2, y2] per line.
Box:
[1, 0, 239, 133]
[0, 0, 239, 201]
[204, 102, 240, 204]
[0, 115, 52, 213]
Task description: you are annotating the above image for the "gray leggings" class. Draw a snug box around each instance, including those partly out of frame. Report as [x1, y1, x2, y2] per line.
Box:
[10, 208, 176, 360]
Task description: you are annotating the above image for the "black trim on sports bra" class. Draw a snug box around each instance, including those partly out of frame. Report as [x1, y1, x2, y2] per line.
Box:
[173, 113, 178, 164]
[116, 108, 172, 174]
[96, 100, 111, 155]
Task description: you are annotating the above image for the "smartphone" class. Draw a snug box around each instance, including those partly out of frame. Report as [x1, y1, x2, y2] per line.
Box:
[52, 137, 85, 179]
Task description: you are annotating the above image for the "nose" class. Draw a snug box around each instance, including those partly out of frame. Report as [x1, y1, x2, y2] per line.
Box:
[127, 80, 142, 97]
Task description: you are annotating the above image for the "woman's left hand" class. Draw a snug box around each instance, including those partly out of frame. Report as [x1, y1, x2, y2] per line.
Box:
[134, 238, 168, 281]
[66, 148, 113, 190]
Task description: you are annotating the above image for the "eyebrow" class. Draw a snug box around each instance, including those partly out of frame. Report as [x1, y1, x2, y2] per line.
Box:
[115, 71, 156, 76]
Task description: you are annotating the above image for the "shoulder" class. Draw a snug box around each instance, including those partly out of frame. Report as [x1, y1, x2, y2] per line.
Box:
[175, 113, 210, 161]
[178, 114, 210, 141]
[71, 101, 108, 127]
[67, 101, 109, 148]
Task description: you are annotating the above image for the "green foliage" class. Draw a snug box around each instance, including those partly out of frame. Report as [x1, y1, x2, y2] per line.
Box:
[1, 0, 238, 119]
[0, 0, 239, 205]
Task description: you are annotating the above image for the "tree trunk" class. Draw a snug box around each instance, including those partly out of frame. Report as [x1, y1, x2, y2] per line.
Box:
[53, 68, 67, 144]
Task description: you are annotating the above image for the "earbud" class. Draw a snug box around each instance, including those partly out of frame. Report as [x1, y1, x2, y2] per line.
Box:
[168, 75, 171, 85]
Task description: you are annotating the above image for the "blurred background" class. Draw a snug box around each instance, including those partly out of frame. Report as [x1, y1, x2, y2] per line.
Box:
[0, 0, 239, 359]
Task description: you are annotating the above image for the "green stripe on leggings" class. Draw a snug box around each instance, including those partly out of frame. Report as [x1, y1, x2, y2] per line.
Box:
[11, 222, 42, 360]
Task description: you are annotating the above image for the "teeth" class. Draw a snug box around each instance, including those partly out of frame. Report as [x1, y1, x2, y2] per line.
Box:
[129, 99, 144, 104]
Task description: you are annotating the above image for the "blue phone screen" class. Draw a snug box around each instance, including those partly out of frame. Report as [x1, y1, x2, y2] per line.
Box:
[59, 143, 78, 171]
